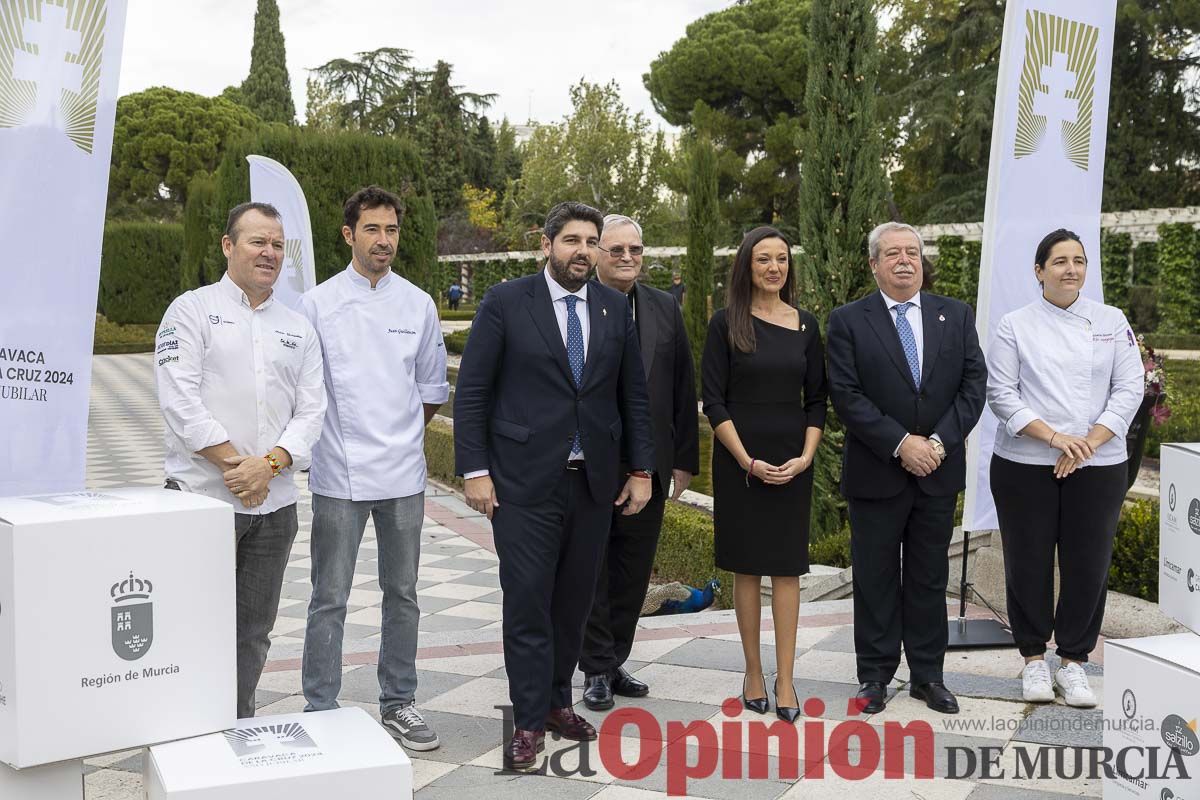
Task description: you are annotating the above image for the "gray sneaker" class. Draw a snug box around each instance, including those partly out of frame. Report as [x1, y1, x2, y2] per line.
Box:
[381, 702, 440, 751]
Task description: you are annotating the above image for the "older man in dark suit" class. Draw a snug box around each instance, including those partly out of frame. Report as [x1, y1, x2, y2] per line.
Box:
[826, 222, 987, 716]
[454, 201, 655, 770]
[580, 214, 700, 710]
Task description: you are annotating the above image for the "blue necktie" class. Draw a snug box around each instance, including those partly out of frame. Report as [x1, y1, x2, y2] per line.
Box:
[893, 302, 921, 387]
[565, 295, 584, 456]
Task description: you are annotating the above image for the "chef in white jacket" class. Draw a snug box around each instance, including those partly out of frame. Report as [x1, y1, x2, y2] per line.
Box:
[299, 186, 449, 751]
[986, 228, 1143, 709]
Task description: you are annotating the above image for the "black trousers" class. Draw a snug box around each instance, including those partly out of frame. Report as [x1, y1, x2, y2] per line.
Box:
[579, 480, 666, 676]
[492, 466, 611, 730]
[989, 455, 1126, 662]
[848, 478, 956, 686]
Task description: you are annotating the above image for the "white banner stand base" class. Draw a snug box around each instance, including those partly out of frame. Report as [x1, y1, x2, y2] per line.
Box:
[0, 488, 236, 768]
[0, 759, 83, 799]
[145, 707, 413, 800]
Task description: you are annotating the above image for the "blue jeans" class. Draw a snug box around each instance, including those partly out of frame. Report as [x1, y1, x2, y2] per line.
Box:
[302, 492, 424, 714]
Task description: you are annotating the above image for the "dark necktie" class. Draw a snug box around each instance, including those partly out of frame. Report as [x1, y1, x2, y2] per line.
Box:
[565, 295, 584, 456]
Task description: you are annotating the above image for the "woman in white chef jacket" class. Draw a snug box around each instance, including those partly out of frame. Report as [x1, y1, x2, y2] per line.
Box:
[986, 228, 1143, 709]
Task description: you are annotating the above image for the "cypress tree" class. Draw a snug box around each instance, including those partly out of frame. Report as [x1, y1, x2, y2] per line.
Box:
[416, 61, 469, 217]
[241, 0, 295, 125]
[797, 0, 887, 318]
[684, 134, 718, 391]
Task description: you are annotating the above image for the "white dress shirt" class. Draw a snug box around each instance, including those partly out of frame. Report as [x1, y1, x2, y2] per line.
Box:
[300, 265, 450, 501]
[155, 273, 327, 514]
[987, 294, 1144, 467]
[463, 270, 590, 480]
[880, 290, 938, 455]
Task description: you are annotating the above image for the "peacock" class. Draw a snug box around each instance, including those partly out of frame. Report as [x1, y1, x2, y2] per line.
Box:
[640, 578, 720, 616]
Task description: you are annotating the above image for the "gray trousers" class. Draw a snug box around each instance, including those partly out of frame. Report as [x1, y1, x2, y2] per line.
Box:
[302, 493, 424, 714]
[234, 504, 299, 719]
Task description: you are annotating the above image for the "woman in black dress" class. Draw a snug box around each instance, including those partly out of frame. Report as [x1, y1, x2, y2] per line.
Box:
[702, 226, 827, 723]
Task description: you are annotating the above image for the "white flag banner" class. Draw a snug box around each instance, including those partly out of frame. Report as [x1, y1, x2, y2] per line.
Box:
[0, 0, 128, 497]
[963, 0, 1119, 531]
[247, 154, 316, 310]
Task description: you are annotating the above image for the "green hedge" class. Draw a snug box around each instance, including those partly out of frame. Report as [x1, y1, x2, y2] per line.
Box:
[1145, 358, 1200, 458]
[1127, 286, 1159, 333]
[439, 309, 476, 321]
[445, 328, 470, 354]
[469, 258, 539, 303]
[1109, 500, 1158, 602]
[1132, 241, 1158, 284]
[99, 222, 184, 324]
[932, 236, 980, 308]
[1155, 223, 1200, 334]
[181, 172, 219, 291]
[1142, 333, 1200, 350]
[424, 418, 463, 492]
[212, 127, 438, 292]
[1100, 231, 1132, 310]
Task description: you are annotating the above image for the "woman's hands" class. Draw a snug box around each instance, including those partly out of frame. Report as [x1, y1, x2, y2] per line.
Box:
[745, 454, 813, 485]
[1048, 432, 1094, 479]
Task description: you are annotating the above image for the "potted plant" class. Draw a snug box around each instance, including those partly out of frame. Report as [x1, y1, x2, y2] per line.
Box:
[1125, 335, 1170, 490]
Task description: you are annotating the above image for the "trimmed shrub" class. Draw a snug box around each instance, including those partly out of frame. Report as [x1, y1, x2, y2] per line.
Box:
[654, 501, 732, 610]
[445, 328, 470, 355]
[1132, 240, 1158, 284]
[1100, 231, 1132, 311]
[1108, 500, 1158, 602]
[809, 526, 851, 568]
[213, 126, 437, 290]
[468, 258, 538, 304]
[1143, 333, 1200, 350]
[423, 418, 462, 491]
[1127, 286, 1159, 333]
[933, 235, 966, 300]
[182, 171, 220, 291]
[1155, 223, 1200, 334]
[99, 222, 184, 324]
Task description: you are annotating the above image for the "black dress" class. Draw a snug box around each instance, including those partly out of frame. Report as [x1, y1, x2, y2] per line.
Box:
[701, 308, 828, 576]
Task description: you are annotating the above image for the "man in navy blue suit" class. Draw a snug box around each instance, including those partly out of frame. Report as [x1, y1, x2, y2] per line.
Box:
[453, 201, 654, 770]
[827, 222, 987, 717]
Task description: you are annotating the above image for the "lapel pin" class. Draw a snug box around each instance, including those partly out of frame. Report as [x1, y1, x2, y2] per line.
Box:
[801, 323, 806, 332]
[602, 307, 607, 316]
[938, 314, 945, 322]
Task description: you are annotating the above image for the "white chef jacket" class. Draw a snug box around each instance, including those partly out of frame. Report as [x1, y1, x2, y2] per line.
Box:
[155, 273, 327, 514]
[300, 265, 450, 501]
[987, 294, 1144, 467]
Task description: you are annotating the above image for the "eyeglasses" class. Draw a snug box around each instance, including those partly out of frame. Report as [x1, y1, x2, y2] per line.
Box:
[601, 245, 644, 258]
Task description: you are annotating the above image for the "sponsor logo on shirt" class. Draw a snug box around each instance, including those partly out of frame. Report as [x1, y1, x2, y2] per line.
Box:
[155, 339, 178, 354]
[280, 339, 297, 350]
[157, 355, 179, 367]
[208, 315, 234, 326]
[158, 326, 176, 339]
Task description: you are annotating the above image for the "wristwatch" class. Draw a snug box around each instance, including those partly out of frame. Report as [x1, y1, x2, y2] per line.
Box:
[931, 439, 946, 460]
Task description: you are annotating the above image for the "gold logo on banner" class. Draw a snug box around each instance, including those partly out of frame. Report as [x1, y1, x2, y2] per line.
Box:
[0, 0, 107, 153]
[1014, 9, 1099, 171]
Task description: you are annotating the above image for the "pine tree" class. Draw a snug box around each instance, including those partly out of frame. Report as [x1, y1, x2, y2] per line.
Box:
[684, 134, 718, 391]
[797, 0, 887, 318]
[416, 61, 469, 216]
[241, 0, 295, 124]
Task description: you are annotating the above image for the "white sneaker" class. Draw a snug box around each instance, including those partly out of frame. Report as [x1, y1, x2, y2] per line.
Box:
[1054, 662, 1097, 708]
[1021, 660, 1054, 703]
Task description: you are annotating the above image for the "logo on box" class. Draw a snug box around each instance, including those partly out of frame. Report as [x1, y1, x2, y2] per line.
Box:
[1170, 483, 1177, 511]
[110, 571, 153, 661]
[224, 722, 322, 768]
[1123, 689, 1137, 719]
[1189, 499, 1200, 535]
[1189, 569, 1197, 593]
[1161, 714, 1199, 757]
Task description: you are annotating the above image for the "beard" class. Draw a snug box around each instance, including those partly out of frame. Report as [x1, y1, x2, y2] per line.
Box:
[547, 250, 591, 292]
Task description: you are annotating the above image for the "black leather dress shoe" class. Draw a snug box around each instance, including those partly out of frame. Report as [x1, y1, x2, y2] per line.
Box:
[611, 666, 649, 697]
[855, 681, 888, 714]
[910, 682, 959, 714]
[583, 673, 614, 710]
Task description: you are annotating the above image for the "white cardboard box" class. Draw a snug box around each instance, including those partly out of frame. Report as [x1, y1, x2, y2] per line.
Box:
[145, 708, 413, 799]
[0, 488, 236, 768]
[0, 759, 82, 799]
[1159, 443, 1200, 634]
[1103, 634, 1200, 798]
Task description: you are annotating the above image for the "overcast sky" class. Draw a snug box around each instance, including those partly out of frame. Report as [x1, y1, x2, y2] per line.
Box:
[119, 0, 734, 128]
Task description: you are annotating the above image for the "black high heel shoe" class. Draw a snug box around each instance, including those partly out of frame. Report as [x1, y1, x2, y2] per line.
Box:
[742, 673, 770, 714]
[774, 679, 801, 723]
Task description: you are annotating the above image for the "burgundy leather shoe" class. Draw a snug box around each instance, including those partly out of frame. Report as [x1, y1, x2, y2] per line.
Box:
[503, 728, 545, 771]
[545, 707, 597, 741]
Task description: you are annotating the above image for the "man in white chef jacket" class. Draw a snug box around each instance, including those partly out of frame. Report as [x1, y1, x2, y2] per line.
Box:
[299, 186, 450, 751]
[156, 202, 327, 720]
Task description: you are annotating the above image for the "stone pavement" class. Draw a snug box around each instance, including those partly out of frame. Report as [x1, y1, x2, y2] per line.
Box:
[79, 354, 1109, 799]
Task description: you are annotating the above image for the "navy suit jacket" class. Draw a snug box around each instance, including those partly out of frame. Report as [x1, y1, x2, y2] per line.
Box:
[826, 291, 987, 499]
[454, 271, 654, 506]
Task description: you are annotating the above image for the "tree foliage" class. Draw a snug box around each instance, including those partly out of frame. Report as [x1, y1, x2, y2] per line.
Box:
[504, 81, 670, 248]
[685, 135, 718, 391]
[645, 0, 809, 229]
[109, 87, 261, 220]
[880, 0, 1200, 223]
[796, 0, 888, 319]
[240, 0, 295, 124]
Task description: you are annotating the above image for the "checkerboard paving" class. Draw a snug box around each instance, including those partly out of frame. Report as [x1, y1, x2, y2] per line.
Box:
[79, 354, 1108, 799]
